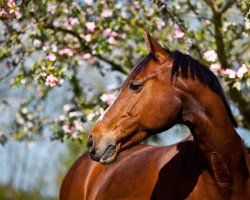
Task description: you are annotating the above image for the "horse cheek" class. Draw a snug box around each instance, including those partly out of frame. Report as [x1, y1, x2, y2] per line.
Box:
[156, 94, 182, 128]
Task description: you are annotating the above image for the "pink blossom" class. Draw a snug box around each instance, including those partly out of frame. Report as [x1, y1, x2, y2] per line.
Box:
[80, 34, 92, 42]
[119, 33, 126, 39]
[110, 31, 118, 37]
[73, 120, 84, 131]
[0, 0, 22, 19]
[69, 111, 82, 118]
[101, 9, 113, 18]
[46, 53, 56, 61]
[42, 42, 49, 51]
[204, 20, 211, 26]
[236, 64, 248, 78]
[107, 83, 116, 90]
[103, 28, 112, 37]
[173, 24, 184, 39]
[107, 36, 116, 44]
[100, 93, 116, 105]
[63, 123, 73, 134]
[223, 69, 236, 79]
[51, 44, 58, 52]
[6, 0, 21, 19]
[203, 50, 217, 62]
[68, 17, 79, 26]
[80, 34, 85, 39]
[104, 28, 118, 37]
[85, 34, 92, 42]
[9, 8, 15, 14]
[71, 132, 79, 139]
[81, 53, 92, 60]
[63, 121, 82, 138]
[59, 47, 75, 56]
[103, 28, 119, 44]
[63, 104, 74, 112]
[210, 64, 221, 72]
[14, 10, 21, 19]
[86, 22, 95, 32]
[0, 10, 6, 17]
[86, 113, 95, 121]
[63, 21, 72, 30]
[45, 74, 61, 87]
[84, 0, 93, 5]
[7, 0, 16, 8]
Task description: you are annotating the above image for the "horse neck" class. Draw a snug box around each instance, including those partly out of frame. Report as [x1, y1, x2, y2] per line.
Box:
[182, 90, 239, 157]
[179, 80, 249, 190]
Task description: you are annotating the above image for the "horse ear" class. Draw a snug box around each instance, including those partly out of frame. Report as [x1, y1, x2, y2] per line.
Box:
[144, 30, 167, 63]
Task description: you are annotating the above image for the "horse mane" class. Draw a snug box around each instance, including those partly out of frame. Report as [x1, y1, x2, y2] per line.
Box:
[171, 50, 237, 127]
[130, 50, 237, 128]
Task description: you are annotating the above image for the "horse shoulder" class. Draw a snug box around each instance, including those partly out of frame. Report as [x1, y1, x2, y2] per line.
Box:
[60, 144, 180, 200]
[60, 153, 94, 200]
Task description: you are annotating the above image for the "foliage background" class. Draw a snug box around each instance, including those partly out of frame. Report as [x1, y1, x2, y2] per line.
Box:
[0, 0, 249, 199]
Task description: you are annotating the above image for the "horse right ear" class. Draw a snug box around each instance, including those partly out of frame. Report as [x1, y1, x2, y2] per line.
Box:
[144, 30, 167, 63]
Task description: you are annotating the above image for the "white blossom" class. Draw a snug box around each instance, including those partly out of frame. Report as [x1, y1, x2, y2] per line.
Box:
[46, 53, 56, 62]
[101, 9, 113, 18]
[245, 18, 250, 30]
[100, 93, 116, 105]
[45, 74, 62, 87]
[33, 39, 41, 47]
[203, 50, 218, 62]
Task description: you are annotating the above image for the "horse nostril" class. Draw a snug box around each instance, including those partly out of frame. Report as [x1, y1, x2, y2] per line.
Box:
[90, 147, 96, 155]
[87, 135, 93, 149]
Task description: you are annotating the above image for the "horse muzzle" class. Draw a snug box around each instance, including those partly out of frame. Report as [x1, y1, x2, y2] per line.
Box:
[88, 135, 121, 165]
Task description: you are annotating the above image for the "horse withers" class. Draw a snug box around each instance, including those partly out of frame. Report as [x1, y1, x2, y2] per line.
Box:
[61, 31, 250, 200]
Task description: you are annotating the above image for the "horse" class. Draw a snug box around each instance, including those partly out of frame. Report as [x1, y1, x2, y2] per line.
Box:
[60, 31, 250, 199]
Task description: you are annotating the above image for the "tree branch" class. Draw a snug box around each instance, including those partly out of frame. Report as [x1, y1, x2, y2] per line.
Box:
[203, 0, 218, 13]
[44, 24, 89, 50]
[222, 0, 236, 13]
[44, 24, 128, 75]
[154, 0, 185, 33]
[228, 86, 250, 129]
[155, 0, 205, 60]
[186, 0, 214, 36]
[155, 0, 250, 129]
[187, 0, 201, 17]
[0, 66, 18, 82]
[212, 13, 229, 68]
[95, 54, 128, 74]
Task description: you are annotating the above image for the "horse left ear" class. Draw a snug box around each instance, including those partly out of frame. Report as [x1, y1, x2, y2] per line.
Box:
[144, 30, 167, 63]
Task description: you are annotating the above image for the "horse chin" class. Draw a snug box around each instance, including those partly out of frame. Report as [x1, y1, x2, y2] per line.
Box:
[99, 132, 148, 165]
[120, 131, 149, 151]
[100, 143, 121, 165]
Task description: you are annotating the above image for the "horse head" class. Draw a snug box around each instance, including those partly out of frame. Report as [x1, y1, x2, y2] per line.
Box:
[87, 31, 183, 164]
[87, 30, 237, 165]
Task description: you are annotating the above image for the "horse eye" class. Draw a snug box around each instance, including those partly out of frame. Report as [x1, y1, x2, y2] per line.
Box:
[130, 82, 143, 91]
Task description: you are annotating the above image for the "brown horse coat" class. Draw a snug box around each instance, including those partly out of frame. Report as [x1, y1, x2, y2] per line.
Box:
[61, 135, 249, 200]
[61, 32, 250, 199]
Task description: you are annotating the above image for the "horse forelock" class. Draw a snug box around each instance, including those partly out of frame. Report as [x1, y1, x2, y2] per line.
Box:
[129, 53, 154, 80]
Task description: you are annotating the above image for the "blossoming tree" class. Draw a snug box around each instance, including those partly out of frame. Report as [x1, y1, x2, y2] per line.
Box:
[0, 0, 249, 145]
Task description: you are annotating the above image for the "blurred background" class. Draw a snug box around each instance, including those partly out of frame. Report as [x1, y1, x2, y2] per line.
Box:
[0, 0, 249, 199]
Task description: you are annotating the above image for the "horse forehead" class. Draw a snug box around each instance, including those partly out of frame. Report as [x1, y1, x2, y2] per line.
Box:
[133, 60, 160, 80]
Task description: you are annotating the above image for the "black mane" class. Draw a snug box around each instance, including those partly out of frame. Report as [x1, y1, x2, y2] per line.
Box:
[130, 50, 237, 127]
[171, 50, 237, 127]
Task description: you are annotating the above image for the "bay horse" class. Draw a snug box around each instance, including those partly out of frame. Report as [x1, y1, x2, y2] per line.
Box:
[60, 32, 250, 199]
